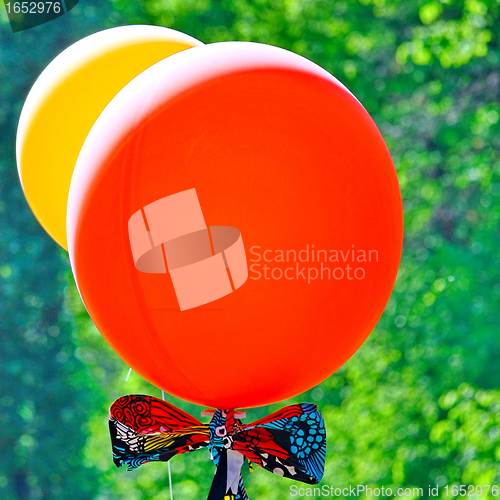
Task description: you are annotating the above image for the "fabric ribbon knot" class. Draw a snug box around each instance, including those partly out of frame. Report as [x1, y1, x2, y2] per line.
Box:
[109, 395, 326, 500]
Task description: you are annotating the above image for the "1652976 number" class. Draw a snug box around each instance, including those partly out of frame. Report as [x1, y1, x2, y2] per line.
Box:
[444, 485, 499, 497]
[5, 2, 62, 14]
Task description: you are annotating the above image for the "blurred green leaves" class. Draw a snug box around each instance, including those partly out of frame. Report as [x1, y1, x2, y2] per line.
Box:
[398, 0, 495, 68]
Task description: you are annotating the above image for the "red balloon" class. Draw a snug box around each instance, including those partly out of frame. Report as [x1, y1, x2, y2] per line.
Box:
[68, 42, 403, 409]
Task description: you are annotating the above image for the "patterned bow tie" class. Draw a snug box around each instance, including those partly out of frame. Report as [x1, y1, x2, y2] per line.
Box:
[109, 395, 326, 500]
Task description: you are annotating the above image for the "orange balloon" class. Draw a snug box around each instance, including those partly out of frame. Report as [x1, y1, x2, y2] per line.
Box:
[68, 42, 403, 409]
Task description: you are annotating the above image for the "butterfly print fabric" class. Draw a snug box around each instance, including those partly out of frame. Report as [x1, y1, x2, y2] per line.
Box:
[109, 395, 326, 500]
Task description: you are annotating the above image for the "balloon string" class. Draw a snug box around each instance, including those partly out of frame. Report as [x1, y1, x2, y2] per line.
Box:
[168, 457, 173, 500]
[124, 370, 173, 500]
[161, 390, 174, 500]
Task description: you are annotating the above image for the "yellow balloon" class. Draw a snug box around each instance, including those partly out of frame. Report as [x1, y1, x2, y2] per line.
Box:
[17, 25, 202, 250]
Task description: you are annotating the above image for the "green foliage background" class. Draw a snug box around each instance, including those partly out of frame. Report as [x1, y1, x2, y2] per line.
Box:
[1, 0, 499, 498]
